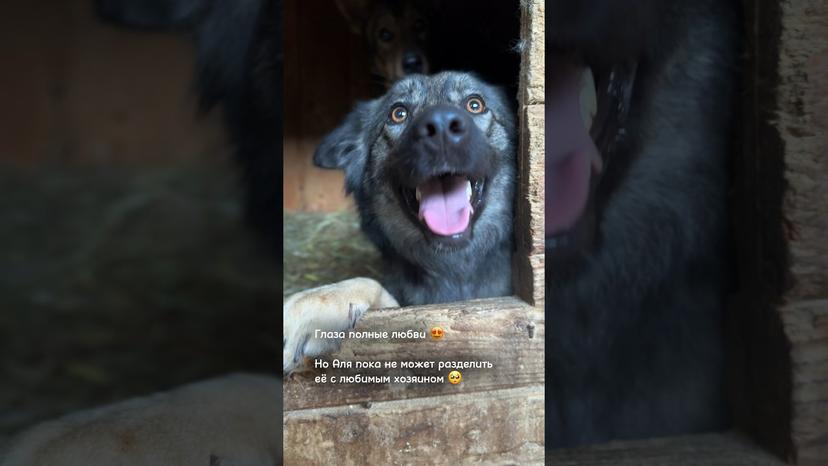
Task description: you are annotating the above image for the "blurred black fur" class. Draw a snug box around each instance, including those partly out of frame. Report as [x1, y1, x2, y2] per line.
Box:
[546, 0, 739, 447]
[96, 0, 283, 251]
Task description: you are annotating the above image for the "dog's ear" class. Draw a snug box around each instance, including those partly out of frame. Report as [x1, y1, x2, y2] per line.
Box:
[334, 0, 376, 34]
[313, 103, 368, 170]
[314, 101, 377, 193]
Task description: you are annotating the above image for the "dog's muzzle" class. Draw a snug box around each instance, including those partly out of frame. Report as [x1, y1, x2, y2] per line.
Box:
[392, 105, 491, 244]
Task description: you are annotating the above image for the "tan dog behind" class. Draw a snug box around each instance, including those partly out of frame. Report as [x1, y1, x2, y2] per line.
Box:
[335, 0, 430, 87]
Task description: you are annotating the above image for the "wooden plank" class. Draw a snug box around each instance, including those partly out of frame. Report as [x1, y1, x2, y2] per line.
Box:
[739, 0, 828, 463]
[514, 0, 545, 307]
[284, 297, 544, 411]
[547, 432, 785, 466]
[519, 0, 545, 106]
[514, 104, 545, 307]
[779, 0, 828, 301]
[781, 300, 828, 466]
[728, 0, 793, 460]
[284, 386, 544, 465]
[514, 104, 546, 307]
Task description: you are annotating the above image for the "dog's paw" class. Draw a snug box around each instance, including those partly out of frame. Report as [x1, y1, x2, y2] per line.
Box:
[283, 277, 398, 374]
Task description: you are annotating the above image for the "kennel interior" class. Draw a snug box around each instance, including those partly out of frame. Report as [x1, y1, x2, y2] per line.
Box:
[282, 0, 381, 296]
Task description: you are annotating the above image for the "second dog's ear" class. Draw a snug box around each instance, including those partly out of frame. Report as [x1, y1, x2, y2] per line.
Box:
[314, 101, 377, 194]
[334, 0, 376, 34]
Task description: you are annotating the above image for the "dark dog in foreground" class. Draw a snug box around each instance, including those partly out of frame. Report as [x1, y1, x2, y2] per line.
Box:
[315, 72, 516, 306]
[546, 0, 738, 447]
[282, 72, 517, 372]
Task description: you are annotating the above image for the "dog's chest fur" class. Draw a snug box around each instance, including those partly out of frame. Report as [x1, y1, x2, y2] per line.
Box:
[381, 238, 513, 306]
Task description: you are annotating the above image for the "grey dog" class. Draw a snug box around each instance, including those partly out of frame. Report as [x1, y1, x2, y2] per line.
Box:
[314, 72, 517, 306]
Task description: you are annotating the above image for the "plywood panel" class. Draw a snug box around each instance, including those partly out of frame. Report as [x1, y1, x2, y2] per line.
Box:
[282, 0, 371, 212]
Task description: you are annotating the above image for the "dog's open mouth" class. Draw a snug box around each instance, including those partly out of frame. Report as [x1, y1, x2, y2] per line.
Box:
[399, 174, 485, 240]
[547, 53, 637, 251]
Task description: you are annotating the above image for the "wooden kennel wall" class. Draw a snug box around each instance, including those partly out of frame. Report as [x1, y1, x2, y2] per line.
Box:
[282, 0, 372, 213]
[283, 1, 545, 464]
[727, 0, 828, 464]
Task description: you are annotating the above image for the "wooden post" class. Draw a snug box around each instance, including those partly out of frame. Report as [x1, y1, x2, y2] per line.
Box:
[730, 0, 828, 464]
[514, 0, 545, 307]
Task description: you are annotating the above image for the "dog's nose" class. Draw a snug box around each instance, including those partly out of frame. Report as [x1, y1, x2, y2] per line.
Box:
[416, 106, 468, 146]
[402, 53, 424, 74]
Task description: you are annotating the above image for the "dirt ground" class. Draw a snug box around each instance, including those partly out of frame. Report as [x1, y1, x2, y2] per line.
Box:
[0, 161, 281, 449]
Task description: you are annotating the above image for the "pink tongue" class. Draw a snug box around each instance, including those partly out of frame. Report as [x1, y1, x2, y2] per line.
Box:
[547, 61, 601, 236]
[417, 176, 472, 236]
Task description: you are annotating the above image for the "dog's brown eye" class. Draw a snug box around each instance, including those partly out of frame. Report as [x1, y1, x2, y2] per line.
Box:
[465, 96, 486, 114]
[379, 28, 394, 42]
[390, 105, 408, 123]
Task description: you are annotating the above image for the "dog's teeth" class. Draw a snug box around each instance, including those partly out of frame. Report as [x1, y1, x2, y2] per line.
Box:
[465, 180, 472, 201]
[415, 188, 421, 202]
[580, 68, 597, 132]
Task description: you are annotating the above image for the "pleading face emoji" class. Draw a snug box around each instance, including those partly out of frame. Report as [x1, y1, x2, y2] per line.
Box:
[430, 326, 444, 340]
[448, 370, 462, 385]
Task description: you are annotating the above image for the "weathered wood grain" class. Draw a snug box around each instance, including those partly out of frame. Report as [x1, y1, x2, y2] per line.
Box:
[519, 0, 545, 106]
[779, 0, 828, 302]
[770, 0, 828, 464]
[284, 298, 544, 411]
[284, 386, 544, 466]
[515, 94, 546, 306]
[515, 103, 545, 307]
[514, 0, 545, 306]
[547, 432, 785, 466]
[781, 300, 828, 466]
